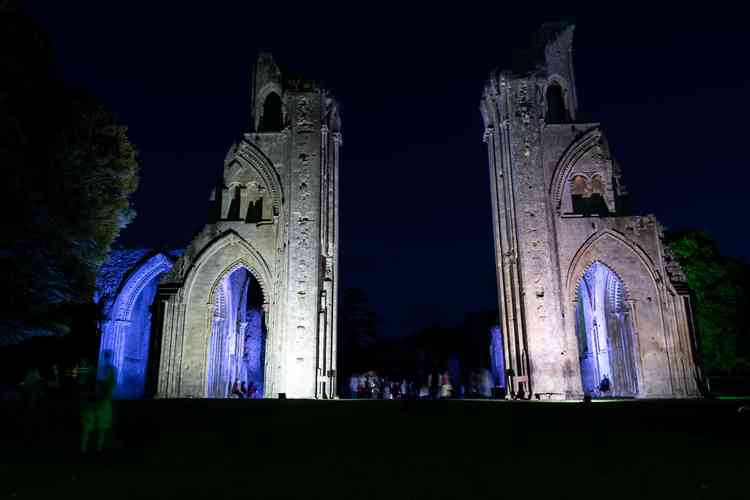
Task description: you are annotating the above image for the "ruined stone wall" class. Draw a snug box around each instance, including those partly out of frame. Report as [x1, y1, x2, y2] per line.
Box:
[557, 219, 690, 397]
[284, 90, 323, 398]
[482, 23, 701, 399]
[503, 76, 566, 396]
[154, 55, 340, 399]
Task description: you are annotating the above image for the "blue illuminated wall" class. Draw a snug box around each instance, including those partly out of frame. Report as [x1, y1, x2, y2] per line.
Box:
[96, 250, 175, 399]
[489, 325, 505, 387]
[117, 277, 158, 398]
[243, 308, 265, 396]
[574, 261, 638, 397]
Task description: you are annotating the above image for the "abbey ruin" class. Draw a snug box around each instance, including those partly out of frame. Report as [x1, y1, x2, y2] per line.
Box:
[481, 24, 702, 399]
[96, 54, 341, 399]
[94, 25, 702, 400]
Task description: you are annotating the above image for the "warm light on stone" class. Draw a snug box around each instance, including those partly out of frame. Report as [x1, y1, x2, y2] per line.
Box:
[480, 23, 702, 399]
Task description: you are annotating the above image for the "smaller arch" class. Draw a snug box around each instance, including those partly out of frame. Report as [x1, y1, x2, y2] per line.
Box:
[569, 173, 608, 216]
[549, 127, 603, 213]
[231, 140, 284, 217]
[207, 258, 269, 309]
[570, 175, 588, 197]
[591, 174, 605, 196]
[545, 80, 570, 124]
[259, 91, 283, 132]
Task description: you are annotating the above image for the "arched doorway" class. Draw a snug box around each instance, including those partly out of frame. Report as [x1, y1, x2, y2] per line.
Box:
[574, 261, 638, 397]
[545, 81, 569, 123]
[206, 265, 267, 398]
[97, 252, 173, 399]
[259, 92, 282, 132]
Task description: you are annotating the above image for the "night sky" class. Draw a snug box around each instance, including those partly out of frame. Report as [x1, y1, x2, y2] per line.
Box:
[27, 3, 750, 338]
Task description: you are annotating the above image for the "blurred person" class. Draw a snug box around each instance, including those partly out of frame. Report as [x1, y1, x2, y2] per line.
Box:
[80, 352, 116, 453]
[440, 372, 452, 399]
[231, 379, 244, 398]
[428, 368, 440, 400]
[479, 369, 493, 398]
[598, 375, 611, 394]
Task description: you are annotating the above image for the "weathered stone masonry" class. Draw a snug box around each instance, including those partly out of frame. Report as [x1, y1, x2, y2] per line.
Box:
[150, 54, 341, 399]
[481, 24, 703, 399]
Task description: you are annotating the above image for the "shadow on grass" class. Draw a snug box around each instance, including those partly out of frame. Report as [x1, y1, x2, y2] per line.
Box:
[1, 398, 748, 499]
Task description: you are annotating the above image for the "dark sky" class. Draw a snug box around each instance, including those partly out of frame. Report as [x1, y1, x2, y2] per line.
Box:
[27, 3, 750, 338]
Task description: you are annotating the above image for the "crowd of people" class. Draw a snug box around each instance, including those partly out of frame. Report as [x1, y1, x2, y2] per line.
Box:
[15, 358, 95, 406]
[348, 369, 500, 400]
[230, 379, 260, 399]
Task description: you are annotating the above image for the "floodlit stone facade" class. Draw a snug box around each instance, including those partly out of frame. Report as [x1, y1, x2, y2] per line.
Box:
[150, 54, 341, 399]
[480, 24, 703, 399]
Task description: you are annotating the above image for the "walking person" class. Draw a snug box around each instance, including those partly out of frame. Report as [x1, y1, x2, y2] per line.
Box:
[80, 352, 116, 454]
[231, 379, 244, 398]
[429, 368, 440, 400]
[20, 367, 45, 440]
[440, 372, 452, 399]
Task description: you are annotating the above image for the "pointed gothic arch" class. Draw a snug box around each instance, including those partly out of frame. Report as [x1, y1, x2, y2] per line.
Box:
[175, 230, 275, 397]
[566, 229, 659, 299]
[549, 127, 606, 214]
[563, 230, 674, 397]
[545, 80, 570, 123]
[204, 259, 268, 398]
[253, 79, 283, 132]
[573, 260, 639, 396]
[98, 252, 173, 398]
[183, 230, 273, 305]
[228, 139, 285, 217]
[260, 91, 283, 131]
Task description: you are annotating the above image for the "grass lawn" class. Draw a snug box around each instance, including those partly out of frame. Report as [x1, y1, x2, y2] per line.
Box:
[1, 398, 748, 499]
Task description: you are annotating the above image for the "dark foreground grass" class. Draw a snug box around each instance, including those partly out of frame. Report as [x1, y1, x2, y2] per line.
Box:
[1, 398, 748, 499]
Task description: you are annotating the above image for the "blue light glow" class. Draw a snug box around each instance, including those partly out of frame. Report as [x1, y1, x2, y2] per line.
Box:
[489, 325, 505, 388]
[206, 266, 266, 398]
[96, 251, 174, 399]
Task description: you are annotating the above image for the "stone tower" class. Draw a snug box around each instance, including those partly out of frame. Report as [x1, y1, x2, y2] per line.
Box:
[480, 24, 702, 399]
[152, 54, 341, 399]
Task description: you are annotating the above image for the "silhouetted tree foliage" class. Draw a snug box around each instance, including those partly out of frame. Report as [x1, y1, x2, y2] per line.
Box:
[338, 288, 380, 376]
[358, 310, 499, 383]
[667, 230, 750, 374]
[406, 310, 498, 375]
[0, 3, 139, 346]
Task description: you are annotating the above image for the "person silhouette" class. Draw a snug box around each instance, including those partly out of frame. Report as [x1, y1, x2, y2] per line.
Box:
[231, 379, 243, 398]
[598, 375, 611, 394]
[80, 351, 116, 453]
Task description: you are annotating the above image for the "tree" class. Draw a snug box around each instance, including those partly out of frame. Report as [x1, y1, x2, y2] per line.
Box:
[0, 4, 139, 345]
[338, 288, 380, 376]
[666, 230, 750, 374]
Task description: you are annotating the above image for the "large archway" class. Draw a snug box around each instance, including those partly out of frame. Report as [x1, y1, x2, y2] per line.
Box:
[574, 261, 638, 397]
[97, 252, 173, 399]
[205, 264, 267, 398]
